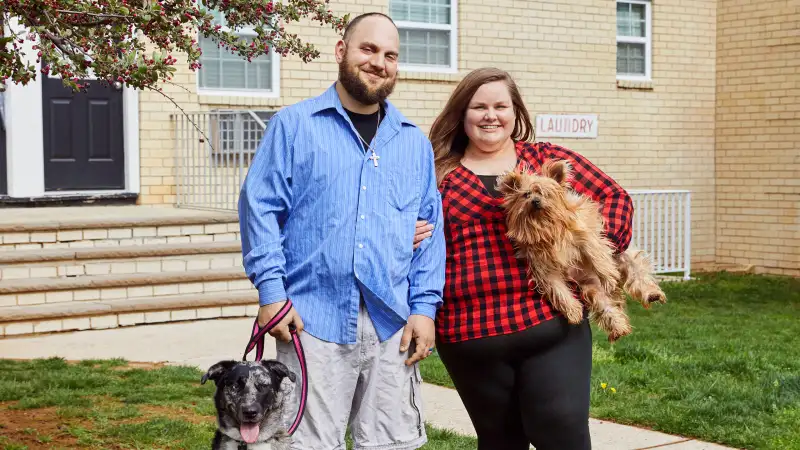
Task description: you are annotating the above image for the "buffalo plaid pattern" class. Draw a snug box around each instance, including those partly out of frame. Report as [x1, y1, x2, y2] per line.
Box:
[435, 141, 635, 344]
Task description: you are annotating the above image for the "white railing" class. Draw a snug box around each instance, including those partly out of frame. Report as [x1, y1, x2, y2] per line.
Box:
[172, 110, 271, 211]
[628, 190, 692, 280]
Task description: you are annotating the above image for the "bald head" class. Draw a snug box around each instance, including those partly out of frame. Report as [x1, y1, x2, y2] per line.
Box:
[334, 12, 400, 109]
[342, 12, 398, 43]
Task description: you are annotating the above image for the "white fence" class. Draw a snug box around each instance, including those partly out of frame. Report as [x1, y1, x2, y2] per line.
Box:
[628, 190, 692, 279]
[171, 111, 691, 279]
[173, 110, 271, 211]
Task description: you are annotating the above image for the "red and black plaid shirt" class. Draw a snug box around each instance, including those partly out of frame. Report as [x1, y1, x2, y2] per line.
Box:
[435, 141, 635, 344]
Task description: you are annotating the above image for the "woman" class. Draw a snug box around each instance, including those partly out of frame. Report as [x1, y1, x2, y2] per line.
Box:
[416, 67, 634, 450]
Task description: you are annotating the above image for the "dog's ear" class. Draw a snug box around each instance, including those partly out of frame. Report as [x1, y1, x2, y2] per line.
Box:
[201, 360, 237, 385]
[497, 170, 522, 195]
[541, 159, 571, 187]
[260, 360, 297, 384]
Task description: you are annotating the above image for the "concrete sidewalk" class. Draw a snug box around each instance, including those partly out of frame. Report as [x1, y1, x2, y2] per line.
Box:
[0, 318, 735, 450]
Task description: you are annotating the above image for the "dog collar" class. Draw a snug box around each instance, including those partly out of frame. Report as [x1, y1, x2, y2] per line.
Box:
[236, 442, 271, 450]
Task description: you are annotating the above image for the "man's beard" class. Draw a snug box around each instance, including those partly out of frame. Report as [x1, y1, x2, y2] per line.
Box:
[338, 56, 396, 105]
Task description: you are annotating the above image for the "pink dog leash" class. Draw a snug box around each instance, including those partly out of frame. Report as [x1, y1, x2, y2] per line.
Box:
[242, 300, 308, 436]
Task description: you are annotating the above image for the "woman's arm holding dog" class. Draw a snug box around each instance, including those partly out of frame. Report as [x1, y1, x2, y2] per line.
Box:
[542, 144, 634, 253]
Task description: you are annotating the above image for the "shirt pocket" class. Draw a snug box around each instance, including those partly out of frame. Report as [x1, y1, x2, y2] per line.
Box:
[378, 169, 421, 265]
[387, 169, 421, 213]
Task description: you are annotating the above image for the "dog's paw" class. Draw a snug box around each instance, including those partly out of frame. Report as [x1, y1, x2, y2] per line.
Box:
[594, 307, 632, 342]
[645, 290, 667, 305]
[607, 321, 633, 343]
[562, 302, 585, 324]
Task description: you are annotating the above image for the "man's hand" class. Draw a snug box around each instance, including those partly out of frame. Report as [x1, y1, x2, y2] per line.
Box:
[399, 314, 436, 366]
[257, 300, 304, 343]
[413, 220, 433, 250]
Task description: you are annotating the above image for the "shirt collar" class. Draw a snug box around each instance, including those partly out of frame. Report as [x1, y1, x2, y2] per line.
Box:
[311, 82, 416, 130]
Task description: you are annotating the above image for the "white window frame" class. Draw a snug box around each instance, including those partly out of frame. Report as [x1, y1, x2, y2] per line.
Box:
[393, 0, 458, 74]
[207, 109, 276, 157]
[616, 0, 652, 82]
[196, 11, 280, 98]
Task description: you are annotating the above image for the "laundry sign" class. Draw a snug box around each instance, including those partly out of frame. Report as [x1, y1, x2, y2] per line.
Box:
[535, 114, 598, 139]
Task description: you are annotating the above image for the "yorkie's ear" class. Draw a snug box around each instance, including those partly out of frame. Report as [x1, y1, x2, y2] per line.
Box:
[541, 159, 571, 187]
[497, 170, 522, 194]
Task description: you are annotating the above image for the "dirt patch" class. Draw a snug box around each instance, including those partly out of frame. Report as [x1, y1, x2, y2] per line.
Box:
[86, 396, 213, 424]
[0, 406, 85, 449]
[0, 361, 213, 448]
[139, 405, 213, 425]
[111, 361, 168, 370]
[0, 400, 214, 449]
[3, 358, 168, 371]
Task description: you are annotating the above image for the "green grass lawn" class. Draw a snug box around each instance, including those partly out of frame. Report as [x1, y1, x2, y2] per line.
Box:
[420, 272, 800, 450]
[0, 358, 475, 449]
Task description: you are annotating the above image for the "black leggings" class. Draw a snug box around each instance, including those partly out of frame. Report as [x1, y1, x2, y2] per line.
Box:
[436, 315, 593, 450]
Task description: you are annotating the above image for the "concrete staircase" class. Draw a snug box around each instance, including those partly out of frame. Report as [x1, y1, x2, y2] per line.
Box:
[0, 206, 258, 338]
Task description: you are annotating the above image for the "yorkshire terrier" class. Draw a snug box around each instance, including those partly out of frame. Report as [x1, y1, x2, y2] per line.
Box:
[497, 159, 666, 341]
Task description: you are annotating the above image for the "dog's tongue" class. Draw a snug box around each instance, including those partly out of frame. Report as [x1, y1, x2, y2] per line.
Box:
[240, 423, 260, 444]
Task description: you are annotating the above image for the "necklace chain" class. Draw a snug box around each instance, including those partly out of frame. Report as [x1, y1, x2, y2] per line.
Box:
[356, 108, 381, 167]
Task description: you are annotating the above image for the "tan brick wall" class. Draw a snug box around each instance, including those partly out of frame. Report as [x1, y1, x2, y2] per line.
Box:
[716, 0, 800, 276]
[490, 0, 718, 271]
[139, 0, 719, 270]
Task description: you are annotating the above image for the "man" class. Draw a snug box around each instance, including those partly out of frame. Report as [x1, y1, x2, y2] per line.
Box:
[238, 12, 446, 450]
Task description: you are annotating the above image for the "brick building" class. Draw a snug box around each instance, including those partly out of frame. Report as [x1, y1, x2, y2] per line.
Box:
[1, 0, 798, 277]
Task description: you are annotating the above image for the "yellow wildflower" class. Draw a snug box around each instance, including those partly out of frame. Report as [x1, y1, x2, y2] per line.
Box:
[601, 383, 607, 389]
[611, 387, 617, 394]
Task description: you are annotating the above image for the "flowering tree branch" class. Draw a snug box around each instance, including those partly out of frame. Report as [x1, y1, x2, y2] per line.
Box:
[0, 0, 350, 92]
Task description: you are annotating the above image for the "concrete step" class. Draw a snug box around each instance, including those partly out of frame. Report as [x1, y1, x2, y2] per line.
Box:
[0, 206, 256, 336]
[0, 268, 251, 308]
[0, 214, 240, 251]
[0, 290, 259, 337]
[0, 242, 243, 280]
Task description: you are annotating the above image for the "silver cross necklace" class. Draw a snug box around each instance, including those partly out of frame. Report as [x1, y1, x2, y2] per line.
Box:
[355, 108, 381, 167]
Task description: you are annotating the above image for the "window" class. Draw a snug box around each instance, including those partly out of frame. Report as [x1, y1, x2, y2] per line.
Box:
[209, 110, 276, 157]
[616, 0, 651, 81]
[390, 0, 457, 73]
[197, 10, 280, 96]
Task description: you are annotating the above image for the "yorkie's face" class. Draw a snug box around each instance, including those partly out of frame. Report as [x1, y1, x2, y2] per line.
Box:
[498, 159, 573, 219]
[505, 174, 563, 215]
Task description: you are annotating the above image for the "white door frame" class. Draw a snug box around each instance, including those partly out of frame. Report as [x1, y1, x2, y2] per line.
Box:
[3, 19, 140, 198]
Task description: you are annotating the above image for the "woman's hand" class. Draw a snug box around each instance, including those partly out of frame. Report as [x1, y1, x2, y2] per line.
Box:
[413, 220, 434, 250]
[567, 266, 584, 283]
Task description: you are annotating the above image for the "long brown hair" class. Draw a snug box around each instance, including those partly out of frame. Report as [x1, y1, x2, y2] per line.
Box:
[429, 67, 534, 186]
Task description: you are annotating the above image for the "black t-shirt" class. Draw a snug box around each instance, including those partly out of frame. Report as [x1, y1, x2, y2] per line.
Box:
[345, 105, 384, 152]
[478, 174, 502, 198]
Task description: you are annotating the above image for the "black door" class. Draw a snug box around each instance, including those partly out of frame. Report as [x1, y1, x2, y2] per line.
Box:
[42, 76, 125, 191]
[0, 105, 6, 195]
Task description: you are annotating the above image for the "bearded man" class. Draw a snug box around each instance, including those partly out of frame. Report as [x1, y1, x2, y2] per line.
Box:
[238, 12, 446, 450]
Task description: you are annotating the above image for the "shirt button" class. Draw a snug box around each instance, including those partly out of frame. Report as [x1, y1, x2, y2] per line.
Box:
[358, 243, 364, 249]
[361, 185, 366, 190]
[360, 215, 365, 220]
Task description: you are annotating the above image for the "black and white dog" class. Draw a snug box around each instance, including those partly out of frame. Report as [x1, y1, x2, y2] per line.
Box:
[202, 360, 296, 450]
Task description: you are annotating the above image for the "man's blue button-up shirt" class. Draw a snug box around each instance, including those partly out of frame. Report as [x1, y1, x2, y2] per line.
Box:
[238, 83, 446, 345]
